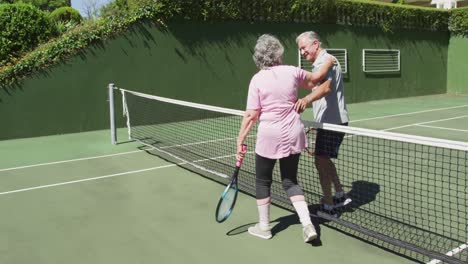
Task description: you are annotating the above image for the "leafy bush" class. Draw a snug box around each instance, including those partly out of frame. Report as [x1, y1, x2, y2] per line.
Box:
[0, 3, 56, 66]
[49, 6, 82, 23]
[449, 7, 468, 37]
[54, 20, 79, 34]
[100, 0, 130, 18]
[1, 0, 70, 11]
[336, 0, 450, 32]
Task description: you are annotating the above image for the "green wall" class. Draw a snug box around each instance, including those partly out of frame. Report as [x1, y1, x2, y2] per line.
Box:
[447, 35, 468, 94]
[0, 22, 450, 140]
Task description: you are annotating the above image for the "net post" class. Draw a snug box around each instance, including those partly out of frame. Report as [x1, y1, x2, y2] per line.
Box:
[108, 83, 117, 145]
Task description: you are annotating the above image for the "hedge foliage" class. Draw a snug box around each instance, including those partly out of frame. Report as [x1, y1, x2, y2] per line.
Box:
[49, 6, 82, 23]
[449, 6, 468, 37]
[0, 3, 56, 67]
[335, 0, 451, 32]
[0, 0, 69, 12]
[1, 0, 467, 88]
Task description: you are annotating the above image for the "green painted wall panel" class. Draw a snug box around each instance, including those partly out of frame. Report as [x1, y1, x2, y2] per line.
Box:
[0, 22, 450, 140]
[447, 35, 468, 94]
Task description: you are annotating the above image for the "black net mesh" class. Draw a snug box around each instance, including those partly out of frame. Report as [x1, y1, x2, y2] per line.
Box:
[121, 89, 467, 264]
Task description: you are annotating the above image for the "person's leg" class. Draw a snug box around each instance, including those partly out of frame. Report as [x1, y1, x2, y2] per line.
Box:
[328, 129, 345, 194]
[279, 153, 317, 242]
[315, 128, 347, 206]
[248, 154, 275, 239]
[323, 156, 344, 193]
[314, 155, 339, 216]
[326, 127, 351, 207]
[314, 155, 334, 205]
[314, 129, 334, 207]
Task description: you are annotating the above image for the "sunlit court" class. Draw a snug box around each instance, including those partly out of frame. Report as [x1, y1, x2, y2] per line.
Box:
[1, 91, 467, 264]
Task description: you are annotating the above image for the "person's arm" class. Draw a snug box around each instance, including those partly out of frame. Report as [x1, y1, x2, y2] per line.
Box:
[236, 109, 260, 160]
[300, 56, 336, 90]
[294, 79, 332, 113]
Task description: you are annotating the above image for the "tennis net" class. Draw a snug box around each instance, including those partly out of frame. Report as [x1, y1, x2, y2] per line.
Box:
[112, 87, 467, 264]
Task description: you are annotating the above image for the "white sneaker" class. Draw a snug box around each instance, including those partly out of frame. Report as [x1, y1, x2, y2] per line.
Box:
[248, 224, 272, 239]
[333, 195, 352, 208]
[303, 224, 317, 242]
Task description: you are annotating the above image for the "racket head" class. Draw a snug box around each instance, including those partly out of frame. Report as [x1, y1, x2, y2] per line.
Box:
[215, 144, 246, 223]
[215, 178, 238, 223]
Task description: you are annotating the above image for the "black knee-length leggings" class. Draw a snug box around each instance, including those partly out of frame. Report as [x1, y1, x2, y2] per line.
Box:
[255, 153, 304, 199]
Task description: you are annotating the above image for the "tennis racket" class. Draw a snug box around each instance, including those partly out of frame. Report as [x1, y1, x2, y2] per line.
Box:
[215, 144, 247, 223]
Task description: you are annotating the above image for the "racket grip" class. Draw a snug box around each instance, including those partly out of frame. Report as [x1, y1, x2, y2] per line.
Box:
[236, 144, 247, 167]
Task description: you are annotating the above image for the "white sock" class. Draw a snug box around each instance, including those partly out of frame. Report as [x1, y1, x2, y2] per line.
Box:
[292, 201, 312, 227]
[257, 203, 270, 230]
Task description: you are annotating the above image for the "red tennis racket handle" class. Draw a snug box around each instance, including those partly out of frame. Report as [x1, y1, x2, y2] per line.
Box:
[236, 144, 247, 167]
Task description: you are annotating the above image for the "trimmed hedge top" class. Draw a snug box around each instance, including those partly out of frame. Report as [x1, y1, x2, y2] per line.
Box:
[49, 6, 83, 23]
[1, 0, 467, 88]
[450, 6, 468, 37]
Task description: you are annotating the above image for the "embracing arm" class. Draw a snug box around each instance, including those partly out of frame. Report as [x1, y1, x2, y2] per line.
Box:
[236, 109, 260, 160]
[300, 56, 336, 90]
[294, 79, 332, 113]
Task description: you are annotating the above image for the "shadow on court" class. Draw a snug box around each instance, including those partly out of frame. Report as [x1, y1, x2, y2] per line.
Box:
[226, 223, 255, 236]
[347, 180, 380, 209]
[226, 215, 323, 246]
[220, 180, 380, 247]
[308, 180, 381, 217]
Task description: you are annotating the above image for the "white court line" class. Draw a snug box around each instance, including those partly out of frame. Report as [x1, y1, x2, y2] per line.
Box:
[0, 163, 179, 195]
[0, 149, 147, 172]
[350, 105, 468, 123]
[383, 115, 468, 263]
[160, 135, 255, 150]
[382, 115, 468, 132]
[416, 125, 468, 133]
[426, 243, 468, 264]
[3, 105, 466, 172]
[0, 135, 253, 172]
[0, 150, 245, 196]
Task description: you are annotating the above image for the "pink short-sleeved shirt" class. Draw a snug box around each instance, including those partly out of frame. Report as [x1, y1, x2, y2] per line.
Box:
[247, 65, 308, 159]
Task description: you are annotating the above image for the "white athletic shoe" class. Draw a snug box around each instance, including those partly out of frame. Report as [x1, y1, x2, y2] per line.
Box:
[248, 224, 272, 239]
[303, 224, 317, 242]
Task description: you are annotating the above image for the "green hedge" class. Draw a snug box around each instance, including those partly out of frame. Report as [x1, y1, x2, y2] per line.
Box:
[336, 0, 450, 32]
[449, 6, 468, 37]
[1, 0, 466, 88]
[0, 3, 56, 67]
[49, 6, 83, 23]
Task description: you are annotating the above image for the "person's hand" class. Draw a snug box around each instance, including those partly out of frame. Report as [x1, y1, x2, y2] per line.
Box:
[326, 55, 337, 65]
[236, 143, 246, 161]
[294, 98, 308, 113]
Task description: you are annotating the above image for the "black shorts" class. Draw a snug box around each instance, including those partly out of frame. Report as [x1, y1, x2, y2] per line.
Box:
[315, 123, 347, 158]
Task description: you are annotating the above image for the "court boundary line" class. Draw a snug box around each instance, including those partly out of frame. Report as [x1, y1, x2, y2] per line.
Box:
[416, 125, 468, 133]
[0, 150, 248, 196]
[383, 115, 468, 132]
[0, 149, 147, 172]
[0, 163, 179, 195]
[350, 105, 468, 123]
[426, 242, 467, 264]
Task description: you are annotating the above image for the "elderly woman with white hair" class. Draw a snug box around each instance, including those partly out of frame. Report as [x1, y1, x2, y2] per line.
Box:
[236, 34, 334, 242]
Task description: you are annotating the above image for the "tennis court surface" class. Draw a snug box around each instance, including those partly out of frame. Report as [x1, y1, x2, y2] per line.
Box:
[0, 91, 466, 264]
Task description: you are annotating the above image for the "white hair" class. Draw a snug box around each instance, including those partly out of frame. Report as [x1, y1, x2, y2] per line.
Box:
[252, 34, 284, 70]
[296, 31, 322, 46]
